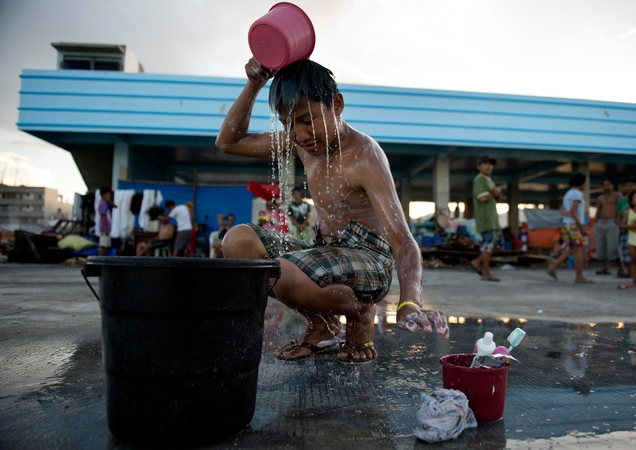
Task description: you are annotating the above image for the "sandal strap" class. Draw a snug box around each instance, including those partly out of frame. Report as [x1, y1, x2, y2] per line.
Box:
[341, 341, 374, 352]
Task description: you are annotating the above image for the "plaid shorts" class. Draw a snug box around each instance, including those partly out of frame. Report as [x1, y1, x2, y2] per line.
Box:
[619, 231, 632, 264]
[246, 220, 395, 303]
[561, 224, 587, 248]
[479, 229, 505, 253]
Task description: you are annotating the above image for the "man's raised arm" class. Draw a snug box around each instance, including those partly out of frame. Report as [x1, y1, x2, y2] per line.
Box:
[215, 58, 277, 158]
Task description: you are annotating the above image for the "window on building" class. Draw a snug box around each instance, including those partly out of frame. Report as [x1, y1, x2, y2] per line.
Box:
[62, 56, 122, 71]
[63, 58, 91, 70]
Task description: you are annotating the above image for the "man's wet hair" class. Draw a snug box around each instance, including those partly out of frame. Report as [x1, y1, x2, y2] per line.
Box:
[569, 172, 587, 187]
[602, 176, 613, 184]
[269, 60, 339, 114]
[624, 176, 636, 185]
[165, 200, 176, 208]
[100, 187, 112, 196]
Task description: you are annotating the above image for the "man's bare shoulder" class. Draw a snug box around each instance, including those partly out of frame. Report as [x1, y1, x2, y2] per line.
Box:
[344, 129, 387, 166]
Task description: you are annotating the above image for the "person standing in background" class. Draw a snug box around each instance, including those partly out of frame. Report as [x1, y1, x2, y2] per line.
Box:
[547, 172, 592, 284]
[160, 200, 192, 257]
[617, 177, 636, 278]
[185, 201, 196, 257]
[470, 155, 504, 282]
[288, 187, 312, 243]
[618, 191, 636, 290]
[98, 187, 117, 256]
[593, 177, 622, 275]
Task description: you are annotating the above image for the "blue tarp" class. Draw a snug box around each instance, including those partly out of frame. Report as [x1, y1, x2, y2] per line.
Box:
[118, 182, 254, 238]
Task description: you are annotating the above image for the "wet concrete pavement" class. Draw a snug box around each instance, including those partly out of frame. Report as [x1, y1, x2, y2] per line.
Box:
[1, 261, 635, 449]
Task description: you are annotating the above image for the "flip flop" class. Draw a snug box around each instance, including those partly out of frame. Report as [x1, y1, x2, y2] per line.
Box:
[618, 284, 636, 290]
[275, 339, 338, 361]
[574, 279, 594, 284]
[481, 275, 501, 282]
[338, 341, 377, 365]
[469, 262, 483, 276]
[595, 270, 611, 275]
[546, 269, 558, 281]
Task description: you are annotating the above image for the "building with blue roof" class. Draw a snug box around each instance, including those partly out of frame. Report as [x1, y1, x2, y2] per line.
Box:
[17, 43, 636, 233]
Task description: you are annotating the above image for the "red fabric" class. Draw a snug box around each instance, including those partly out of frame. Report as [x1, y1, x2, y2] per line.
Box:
[247, 181, 280, 201]
[528, 228, 561, 248]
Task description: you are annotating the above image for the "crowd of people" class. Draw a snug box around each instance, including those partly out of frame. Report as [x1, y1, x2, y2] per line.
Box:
[467, 154, 636, 287]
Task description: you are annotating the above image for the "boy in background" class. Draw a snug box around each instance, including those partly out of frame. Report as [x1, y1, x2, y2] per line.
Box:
[547, 172, 592, 283]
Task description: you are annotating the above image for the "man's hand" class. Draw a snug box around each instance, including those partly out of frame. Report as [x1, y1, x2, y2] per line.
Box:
[490, 187, 501, 197]
[397, 303, 449, 339]
[245, 58, 277, 85]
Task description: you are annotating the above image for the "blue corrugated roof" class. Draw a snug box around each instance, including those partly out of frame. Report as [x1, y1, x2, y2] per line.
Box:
[18, 69, 636, 155]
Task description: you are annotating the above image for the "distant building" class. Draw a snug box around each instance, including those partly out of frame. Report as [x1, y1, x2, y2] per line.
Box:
[0, 185, 72, 230]
[51, 42, 144, 73]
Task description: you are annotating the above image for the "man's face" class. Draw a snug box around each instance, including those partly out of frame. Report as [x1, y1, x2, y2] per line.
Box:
[602, 180, 613, 193]
[623, 182, 636, 195]
[292, 190, 302, 202]
[478, 162, 494, 176]
[278, 94, 343, 157]
[102, 191, 111, 201]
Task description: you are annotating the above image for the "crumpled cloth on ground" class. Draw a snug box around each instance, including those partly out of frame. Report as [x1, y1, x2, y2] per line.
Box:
[414, 388, 477, 443]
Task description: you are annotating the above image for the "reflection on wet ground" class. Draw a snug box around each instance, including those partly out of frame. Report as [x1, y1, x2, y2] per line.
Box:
[2, 296, 636, 449]
[247, 299, 636, 449]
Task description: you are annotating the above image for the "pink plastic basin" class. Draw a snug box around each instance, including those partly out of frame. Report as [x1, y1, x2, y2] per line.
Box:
[248, 2, 316, 70]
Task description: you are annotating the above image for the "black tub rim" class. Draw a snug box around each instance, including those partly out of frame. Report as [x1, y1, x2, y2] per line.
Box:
[85, 256, 281, 270]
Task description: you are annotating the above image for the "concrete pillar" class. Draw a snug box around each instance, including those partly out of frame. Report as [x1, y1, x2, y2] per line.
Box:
[573, 162, 590, 221]
[433, 156, 450, 217]
[548, 184, 560, 210]
[464, 196, 474, 219]
[507, 183, 520, 234]
[399, 177, 411, 221]
[112, 142, 130, 189]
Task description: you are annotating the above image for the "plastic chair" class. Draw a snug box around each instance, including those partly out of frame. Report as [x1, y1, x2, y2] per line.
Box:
[154, 246, 171, 257]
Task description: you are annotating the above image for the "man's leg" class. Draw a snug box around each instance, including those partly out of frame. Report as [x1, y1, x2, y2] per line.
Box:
[274, 259, 377, 363]
[481, 251, 492, 278]
[574, 245, 589, 282]
[548, 246, 574, 276]
[223, 225, 376, 362]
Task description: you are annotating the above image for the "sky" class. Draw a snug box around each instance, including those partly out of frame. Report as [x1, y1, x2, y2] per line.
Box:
[1, 0, 635, 204]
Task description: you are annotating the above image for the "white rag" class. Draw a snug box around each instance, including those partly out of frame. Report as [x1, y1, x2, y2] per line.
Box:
[138, 189, 164, 231]
[414, 388, 477, 443]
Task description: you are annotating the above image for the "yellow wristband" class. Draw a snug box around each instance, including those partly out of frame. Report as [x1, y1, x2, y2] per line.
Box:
[397, 301, 420, 311]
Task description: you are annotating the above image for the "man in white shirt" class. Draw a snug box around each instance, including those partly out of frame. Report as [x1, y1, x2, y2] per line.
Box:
[160, 200, 193, 257]
[547, 172, 592, 283]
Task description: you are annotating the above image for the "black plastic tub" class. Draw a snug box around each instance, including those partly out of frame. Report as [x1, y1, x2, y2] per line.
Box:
[83, 256, 280, 448]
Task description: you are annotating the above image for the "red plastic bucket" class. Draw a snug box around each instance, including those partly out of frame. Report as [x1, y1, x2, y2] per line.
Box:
[248, 2, 316, 70]
[440, 354, 510, 422]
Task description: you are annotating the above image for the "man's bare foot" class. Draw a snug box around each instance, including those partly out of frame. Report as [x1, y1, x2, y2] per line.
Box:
[574, 277, 594, 284]
[275, 314, 341, 361]
[338, 308, 377, 364]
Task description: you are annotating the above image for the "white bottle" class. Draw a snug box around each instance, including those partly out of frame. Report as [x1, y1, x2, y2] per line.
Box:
[471, 332, 496, 368]
[476, 332, 496, 356]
